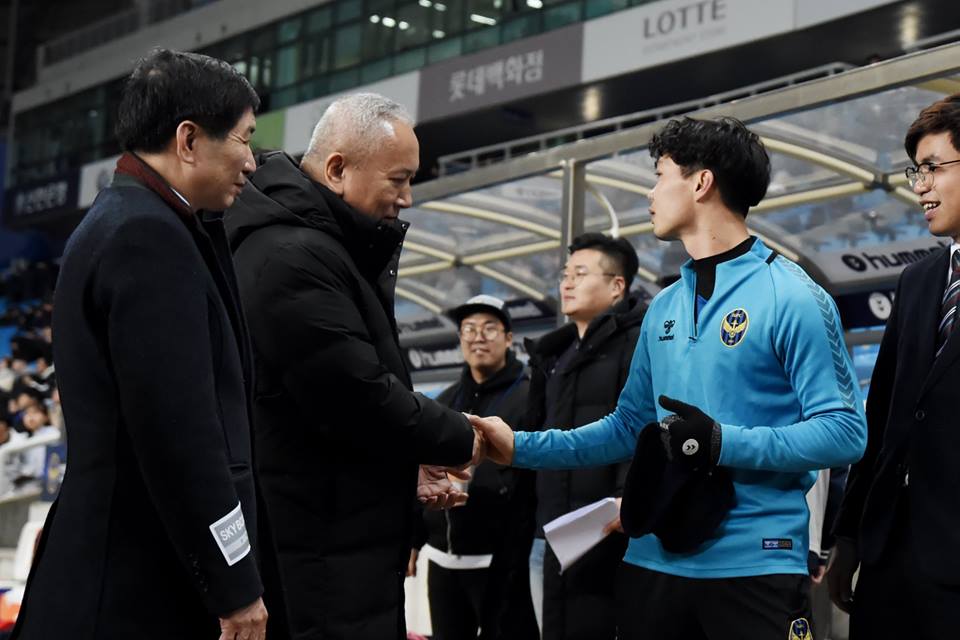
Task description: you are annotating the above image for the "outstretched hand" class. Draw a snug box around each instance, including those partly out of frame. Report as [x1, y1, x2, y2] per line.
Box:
[417, 465, 469, 510]
[467, 414, 515, 465]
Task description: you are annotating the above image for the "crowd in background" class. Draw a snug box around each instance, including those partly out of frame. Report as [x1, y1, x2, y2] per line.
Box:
[0, 260, 62, 499]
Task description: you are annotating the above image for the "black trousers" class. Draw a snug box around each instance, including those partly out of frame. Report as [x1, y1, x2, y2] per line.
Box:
[851, 513, 960, 640]
[615, 563, 811, 640]
[428, 561, 490, 640]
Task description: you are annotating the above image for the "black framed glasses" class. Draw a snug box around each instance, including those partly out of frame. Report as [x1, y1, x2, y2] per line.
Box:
[460, 324, 503, 341]
[905, 159, 960, 188]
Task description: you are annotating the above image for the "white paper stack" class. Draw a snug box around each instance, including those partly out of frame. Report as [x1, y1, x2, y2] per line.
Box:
[543, 497, 620, 573]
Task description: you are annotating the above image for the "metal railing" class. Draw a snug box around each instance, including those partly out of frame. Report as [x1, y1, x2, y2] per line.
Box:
[437, 62, 855, 176]
[39, 0, 219, 66]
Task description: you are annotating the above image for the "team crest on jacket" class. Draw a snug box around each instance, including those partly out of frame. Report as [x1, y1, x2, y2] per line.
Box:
[720, 308, 749, 347]
[788, 617, 812, 640]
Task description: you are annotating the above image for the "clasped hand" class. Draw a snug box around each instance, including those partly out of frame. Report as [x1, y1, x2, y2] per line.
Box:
[416, 419, 492, 510]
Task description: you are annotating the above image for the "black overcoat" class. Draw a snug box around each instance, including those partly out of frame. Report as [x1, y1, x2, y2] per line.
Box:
[834, 246, 960, 583]
[12, 173, 265, 639]
[226, 152, 474, 640]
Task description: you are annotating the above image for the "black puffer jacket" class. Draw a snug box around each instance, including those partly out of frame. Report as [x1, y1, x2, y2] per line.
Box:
[525, 291, 646, 640]
[226, 152, 474, 640]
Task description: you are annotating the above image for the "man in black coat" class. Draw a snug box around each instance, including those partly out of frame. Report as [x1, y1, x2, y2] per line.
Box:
[525, 233, 645, 640]
[829, 93, 960, 639]
[226, 93, 477, 639]
[12, 50, 271, 639]
[416, 295, 538, 640]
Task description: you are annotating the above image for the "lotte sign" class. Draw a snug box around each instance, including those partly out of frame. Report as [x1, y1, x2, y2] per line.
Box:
[640, 0, 727, 39]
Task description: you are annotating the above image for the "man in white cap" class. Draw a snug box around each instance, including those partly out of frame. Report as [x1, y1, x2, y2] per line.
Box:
[414, 295, 537, 640]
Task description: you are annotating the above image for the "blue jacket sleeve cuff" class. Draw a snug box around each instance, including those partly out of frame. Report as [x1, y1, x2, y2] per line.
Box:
[716, 423, 743, 467]
[512, 431, 533, 467]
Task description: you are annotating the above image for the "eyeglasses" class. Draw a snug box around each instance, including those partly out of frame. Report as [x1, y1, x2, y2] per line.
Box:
[905, 159, 960, 188]
[557, 270, 617, 287]
[460, 324, 503, 341]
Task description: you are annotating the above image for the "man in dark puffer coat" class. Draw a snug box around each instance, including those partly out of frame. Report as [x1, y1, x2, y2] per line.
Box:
[526, 234, 646, 640]
[226, 93, 477, 639]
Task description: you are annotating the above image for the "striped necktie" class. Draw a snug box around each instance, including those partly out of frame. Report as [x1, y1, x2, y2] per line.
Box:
[936, 250, 960, 358]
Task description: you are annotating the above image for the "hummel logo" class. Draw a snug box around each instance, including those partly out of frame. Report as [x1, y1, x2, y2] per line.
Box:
[659, 319, 677, 342]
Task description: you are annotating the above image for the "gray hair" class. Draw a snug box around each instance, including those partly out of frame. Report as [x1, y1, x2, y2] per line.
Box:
[303, 93, 413, 164]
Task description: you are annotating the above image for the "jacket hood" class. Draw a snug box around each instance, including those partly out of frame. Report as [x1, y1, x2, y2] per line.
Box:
[225, 151, 407, 266]
[530, 289, 648, 358]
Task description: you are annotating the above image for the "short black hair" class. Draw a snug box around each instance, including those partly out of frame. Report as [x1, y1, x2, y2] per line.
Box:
[116, 48, 260, 153]
[568, 232, 640, 290]
[905, 93, 960, 161]
[648, 117, 770, 217]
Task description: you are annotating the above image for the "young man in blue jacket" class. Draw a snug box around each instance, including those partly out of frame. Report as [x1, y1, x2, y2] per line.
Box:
[471, 117, 867, 640]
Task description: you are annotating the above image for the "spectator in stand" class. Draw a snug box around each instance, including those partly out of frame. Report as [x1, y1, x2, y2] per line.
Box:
[15, 404, 60, 491]
[0, 416, 12, 446]
[0, 415, 23, 491]
[10, 390, 41, 434]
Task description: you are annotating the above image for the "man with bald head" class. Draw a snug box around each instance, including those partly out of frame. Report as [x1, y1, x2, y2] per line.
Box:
[226, 93, 478, 639]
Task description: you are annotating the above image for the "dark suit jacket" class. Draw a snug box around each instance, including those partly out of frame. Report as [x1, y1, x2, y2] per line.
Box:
[12, 175, 265, 639]
[834, 246, 960, 583]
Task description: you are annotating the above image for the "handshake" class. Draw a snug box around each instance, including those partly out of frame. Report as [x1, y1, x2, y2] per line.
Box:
[415, 414, 517, 511]
[416, 396, 722, 510]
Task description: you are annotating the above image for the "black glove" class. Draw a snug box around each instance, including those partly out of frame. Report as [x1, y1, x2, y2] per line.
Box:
[657, 395, 722, 470]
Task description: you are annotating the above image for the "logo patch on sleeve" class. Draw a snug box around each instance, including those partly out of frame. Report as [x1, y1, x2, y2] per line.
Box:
[209, 501, 251, 567]
[761, 538, 793, 550]
[720, 308, 749, 347]
[788, 617, 812, 640]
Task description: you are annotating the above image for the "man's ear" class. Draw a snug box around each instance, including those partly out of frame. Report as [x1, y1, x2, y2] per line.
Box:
[324, 152, 347, 196]
[175, 121, 201, 165]
[611, 275, 626, 299]
[693, 168, 716, 203]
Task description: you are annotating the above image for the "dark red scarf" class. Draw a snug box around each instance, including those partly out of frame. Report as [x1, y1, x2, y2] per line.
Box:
[114, 152, 194, 220]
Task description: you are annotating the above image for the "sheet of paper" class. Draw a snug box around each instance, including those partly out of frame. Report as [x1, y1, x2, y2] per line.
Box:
[543, 497, 620, 573]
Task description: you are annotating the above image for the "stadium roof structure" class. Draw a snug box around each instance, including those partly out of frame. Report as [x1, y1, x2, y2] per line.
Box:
[398, 40, 960, 327]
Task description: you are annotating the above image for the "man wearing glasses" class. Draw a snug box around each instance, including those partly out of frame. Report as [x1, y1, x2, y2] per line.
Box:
[526, 233, 646, 640]
[415, 295, 537, 640]
[830, 94, 960, 639]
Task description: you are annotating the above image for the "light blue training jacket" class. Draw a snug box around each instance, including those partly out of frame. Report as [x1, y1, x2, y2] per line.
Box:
[514, 238, 867, 578]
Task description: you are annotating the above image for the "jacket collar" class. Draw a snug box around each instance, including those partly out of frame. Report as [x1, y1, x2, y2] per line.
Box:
[457, 350, 524, 394]
[114, 152, 194, 220]
[227, 151, 408, 278]
[678, 236, 770, 294]
[530, 290, 647, 359]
